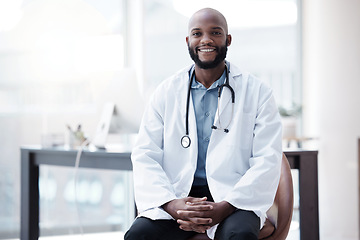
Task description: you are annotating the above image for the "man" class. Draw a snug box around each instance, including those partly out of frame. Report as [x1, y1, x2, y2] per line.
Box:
[125, 8, 282, 240]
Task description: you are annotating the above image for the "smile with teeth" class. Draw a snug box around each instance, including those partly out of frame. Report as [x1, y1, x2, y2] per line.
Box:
[198, 48, 215, 52]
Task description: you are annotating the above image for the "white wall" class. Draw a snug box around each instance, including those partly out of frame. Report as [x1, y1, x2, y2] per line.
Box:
[302, 0, 360, 239]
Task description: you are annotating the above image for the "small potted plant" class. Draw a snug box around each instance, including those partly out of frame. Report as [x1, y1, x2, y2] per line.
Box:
[278, 103, 302, 139]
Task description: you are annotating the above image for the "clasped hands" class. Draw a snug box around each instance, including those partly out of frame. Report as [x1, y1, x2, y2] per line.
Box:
[162, 197, 235, 233]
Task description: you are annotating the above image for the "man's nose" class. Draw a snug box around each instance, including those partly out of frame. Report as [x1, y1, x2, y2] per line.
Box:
[200, 33, 213, 45]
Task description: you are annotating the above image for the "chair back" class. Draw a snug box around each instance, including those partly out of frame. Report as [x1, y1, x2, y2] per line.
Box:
[261, 153, 294, 240]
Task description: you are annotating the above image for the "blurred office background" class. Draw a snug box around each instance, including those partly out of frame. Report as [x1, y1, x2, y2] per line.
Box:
[0, 0, 360, 240]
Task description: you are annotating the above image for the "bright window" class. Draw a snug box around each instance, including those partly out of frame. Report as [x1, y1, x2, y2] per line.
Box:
[0, 0, 129, 238]
[144, 0, 301, 111]
[0, 0, 125, 114]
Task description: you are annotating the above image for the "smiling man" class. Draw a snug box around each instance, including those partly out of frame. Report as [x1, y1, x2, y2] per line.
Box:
[125, 8, 282, 240]
[187, 9, 230, 73]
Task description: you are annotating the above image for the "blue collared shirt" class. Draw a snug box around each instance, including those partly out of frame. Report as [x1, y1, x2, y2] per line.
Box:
[191, 70, 226, 186]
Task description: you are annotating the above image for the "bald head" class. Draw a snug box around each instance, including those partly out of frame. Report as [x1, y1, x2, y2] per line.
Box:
[186, 8, 231, 70]
[188, 8, 229, 35]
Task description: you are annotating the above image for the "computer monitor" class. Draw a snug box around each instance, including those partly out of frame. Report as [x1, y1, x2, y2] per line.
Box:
[91, 68, 145, 150]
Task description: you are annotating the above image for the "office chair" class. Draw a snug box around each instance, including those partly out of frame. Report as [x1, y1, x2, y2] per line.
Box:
[188, 153, 294, 240]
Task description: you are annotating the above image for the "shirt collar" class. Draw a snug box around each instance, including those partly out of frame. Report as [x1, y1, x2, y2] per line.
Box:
[191, 70, 226, 90]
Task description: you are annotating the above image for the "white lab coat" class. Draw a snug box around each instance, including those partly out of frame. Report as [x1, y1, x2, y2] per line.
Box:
[131, 62, 282, 239]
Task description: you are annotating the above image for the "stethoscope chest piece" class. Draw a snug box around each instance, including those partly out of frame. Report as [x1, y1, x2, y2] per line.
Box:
[181, 135, 191, 148]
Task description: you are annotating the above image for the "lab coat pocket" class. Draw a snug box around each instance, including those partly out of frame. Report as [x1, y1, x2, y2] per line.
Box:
[236, 112, 256, 150]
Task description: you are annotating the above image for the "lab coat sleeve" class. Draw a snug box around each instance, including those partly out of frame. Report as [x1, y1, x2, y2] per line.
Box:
[224, 83, 282, 218]
[131, 88, 177, 214]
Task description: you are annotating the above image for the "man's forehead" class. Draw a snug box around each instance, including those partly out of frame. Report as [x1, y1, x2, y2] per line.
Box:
[189, 25, 225, 32]
[188, 9, 228, 33]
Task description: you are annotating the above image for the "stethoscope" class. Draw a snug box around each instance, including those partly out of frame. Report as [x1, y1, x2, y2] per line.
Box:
[181, 63, 235, 148]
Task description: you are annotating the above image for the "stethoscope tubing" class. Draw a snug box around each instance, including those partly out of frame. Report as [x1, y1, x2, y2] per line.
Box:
[182, 62, 234, 148]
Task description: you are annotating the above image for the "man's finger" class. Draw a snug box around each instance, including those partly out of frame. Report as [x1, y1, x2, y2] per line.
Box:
[177, 219, 210, 233]
[186, 202, 214, 209]
[186, 197, 207, 203]
[179, 204, 213, 214]
[177, 214, 212, 224]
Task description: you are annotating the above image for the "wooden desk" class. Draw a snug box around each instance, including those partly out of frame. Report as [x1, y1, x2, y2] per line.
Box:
[20, 146, 318, 240]
[285, 150, 319, 240]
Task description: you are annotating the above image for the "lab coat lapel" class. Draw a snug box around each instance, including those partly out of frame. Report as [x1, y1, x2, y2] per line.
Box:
[214, 77, 235, 125]
[177, 66, 192, 120]
[175, 66, 198, 154]
[188, 95, 198, 149]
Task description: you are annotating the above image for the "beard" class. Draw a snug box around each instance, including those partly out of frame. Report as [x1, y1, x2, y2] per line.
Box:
[188, 40, 228, 69]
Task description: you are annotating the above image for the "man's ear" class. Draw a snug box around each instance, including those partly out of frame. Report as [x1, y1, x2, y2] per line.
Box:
[186, 36, 189, 45]
[227, 34, 232, 46]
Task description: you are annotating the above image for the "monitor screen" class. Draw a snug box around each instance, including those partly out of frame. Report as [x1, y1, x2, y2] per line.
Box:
[91, 68, 145, 149]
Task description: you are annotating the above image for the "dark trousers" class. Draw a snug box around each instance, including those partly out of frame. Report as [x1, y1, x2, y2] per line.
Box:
[124, 185, 260, 240]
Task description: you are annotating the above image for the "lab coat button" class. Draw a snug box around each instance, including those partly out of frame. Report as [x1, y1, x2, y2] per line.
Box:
[181, 193, 187, 198]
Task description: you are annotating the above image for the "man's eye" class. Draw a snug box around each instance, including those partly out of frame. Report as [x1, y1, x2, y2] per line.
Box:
[213, 32, 221, 35]
[192, 32, 201, 36]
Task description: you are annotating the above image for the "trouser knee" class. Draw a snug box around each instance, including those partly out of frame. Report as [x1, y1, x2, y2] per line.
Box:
[124, 224, 158, 240]
[215, 209, 260, 240]
[124, 217, 195, 240]
[124, 218, 155, 240]
[124, 226, 143, 240]
[219, 230, 258, 240]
